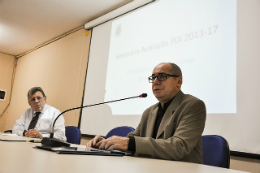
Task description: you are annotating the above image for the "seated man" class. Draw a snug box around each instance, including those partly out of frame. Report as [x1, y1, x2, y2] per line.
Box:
[12, 87, 66, 141]
[87, 62, 206, 163]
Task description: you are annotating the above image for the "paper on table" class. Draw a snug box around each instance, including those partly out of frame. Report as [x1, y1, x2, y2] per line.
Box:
[34, 145, 131, 156]
[70, 144, 87, 149]
[87, 147, 132, 155]
[86, 147, 111, 153]
[35, 145, 110, 153]
[1, 134, 18, 136]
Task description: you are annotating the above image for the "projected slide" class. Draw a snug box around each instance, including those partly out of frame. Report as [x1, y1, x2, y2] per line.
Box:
[105, 0, 236, 115]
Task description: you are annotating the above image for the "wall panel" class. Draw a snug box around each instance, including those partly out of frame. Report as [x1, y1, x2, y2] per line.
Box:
[4, 29, 91, 130]
[0, 53, 15, 131]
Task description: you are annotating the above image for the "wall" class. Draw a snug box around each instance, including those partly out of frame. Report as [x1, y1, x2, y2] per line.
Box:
[0, 53, 16, 131]
[231, 156, 260, 173]
[3, 28, 91, 131]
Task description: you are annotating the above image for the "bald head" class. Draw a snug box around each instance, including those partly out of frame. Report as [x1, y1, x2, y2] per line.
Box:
[157, 62, 182, 77]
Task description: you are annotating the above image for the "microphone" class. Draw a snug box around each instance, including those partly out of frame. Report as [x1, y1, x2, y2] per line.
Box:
[139, 93, 147, 98]
[41, 93, 147, 148]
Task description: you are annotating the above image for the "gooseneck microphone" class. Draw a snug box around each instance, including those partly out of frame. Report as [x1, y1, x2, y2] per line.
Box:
[41, 93, 147, 148]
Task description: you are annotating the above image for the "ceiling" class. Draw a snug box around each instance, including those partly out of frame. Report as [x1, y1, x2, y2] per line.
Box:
[0, 0, 132, 56]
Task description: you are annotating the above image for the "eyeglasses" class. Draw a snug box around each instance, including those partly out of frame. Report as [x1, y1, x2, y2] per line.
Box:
[148, 73, 179, 83]
[29, 96, 44, 102]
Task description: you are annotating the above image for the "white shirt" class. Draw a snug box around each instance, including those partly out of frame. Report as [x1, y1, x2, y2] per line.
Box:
[12, 104, 66, 141]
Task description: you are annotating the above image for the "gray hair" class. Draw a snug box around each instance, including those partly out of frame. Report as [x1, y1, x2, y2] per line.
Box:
[27, 87, 46, 99]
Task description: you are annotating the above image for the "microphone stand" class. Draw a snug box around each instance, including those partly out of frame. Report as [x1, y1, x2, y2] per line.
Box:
[41, 93, 147, 148]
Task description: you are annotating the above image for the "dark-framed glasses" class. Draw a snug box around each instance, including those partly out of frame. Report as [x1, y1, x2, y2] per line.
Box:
[29, 96, 44, 102]
[148, 73, 179, 83]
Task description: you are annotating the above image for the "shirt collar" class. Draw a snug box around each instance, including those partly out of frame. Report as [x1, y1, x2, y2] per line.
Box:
[158, 97, 175, 111]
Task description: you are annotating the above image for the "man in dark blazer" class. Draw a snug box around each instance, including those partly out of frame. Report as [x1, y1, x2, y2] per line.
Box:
[87, 62, 206, 163]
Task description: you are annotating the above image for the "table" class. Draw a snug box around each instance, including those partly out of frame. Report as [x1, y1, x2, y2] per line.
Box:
[0, 134, 248, 173]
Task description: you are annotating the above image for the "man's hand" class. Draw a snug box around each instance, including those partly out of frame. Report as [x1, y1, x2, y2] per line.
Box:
[98, 136, 129, 151]
[87, 136, 105, 148]
[25, 129, 43, 139]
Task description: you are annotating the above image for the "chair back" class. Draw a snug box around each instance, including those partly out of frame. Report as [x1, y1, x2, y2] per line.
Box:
[202, 135, 230, 168]
[105, 126, 135, 139]
[65, 126, 81, 144]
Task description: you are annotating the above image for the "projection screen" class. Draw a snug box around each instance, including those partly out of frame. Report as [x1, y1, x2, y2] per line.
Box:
[80, 0, 260, 155]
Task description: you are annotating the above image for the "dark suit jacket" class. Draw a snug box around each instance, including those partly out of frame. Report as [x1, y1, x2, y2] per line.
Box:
[128, 90, 206, 163]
